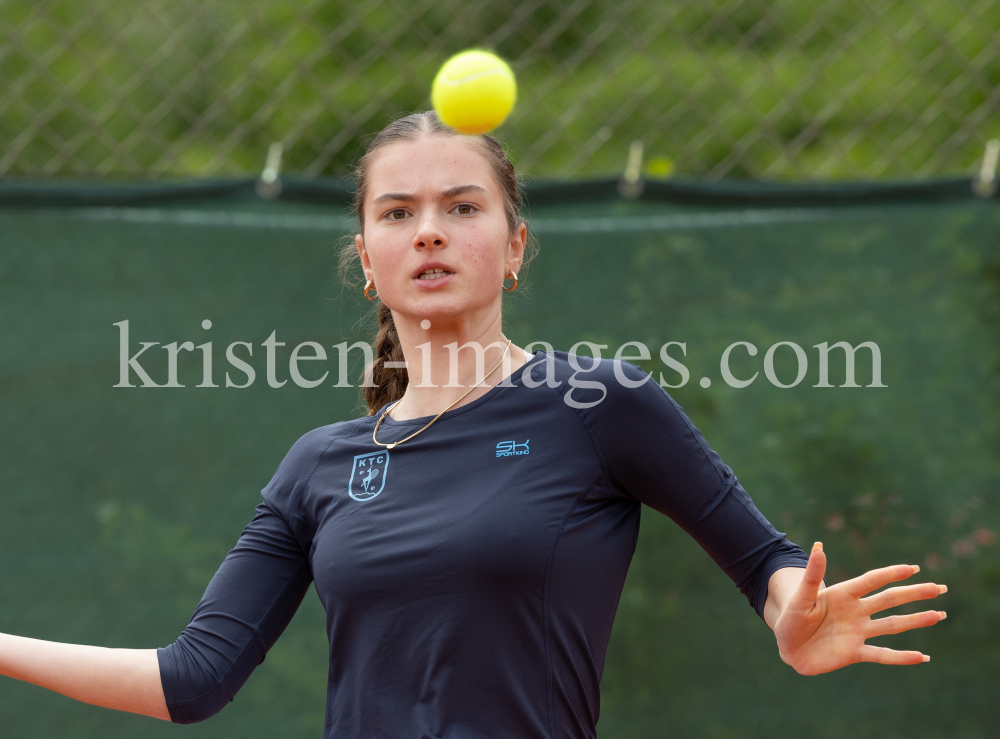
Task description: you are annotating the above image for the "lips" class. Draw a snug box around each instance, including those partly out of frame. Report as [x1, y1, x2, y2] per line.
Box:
[417, 267, 452, 280]
[412, 262, 455, 282]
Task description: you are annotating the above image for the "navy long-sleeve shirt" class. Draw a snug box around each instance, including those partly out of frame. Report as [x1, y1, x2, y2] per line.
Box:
[157, 351, 809, 737]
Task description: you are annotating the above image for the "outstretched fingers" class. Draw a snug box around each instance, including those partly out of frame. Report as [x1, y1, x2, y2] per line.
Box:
[866, 609, 946, 638]
[859, 645, 929, 666]
[861, 582, 947, 616]
[841, 563, 920, 598]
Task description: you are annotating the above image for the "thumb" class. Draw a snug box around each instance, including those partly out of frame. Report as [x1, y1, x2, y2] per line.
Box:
[787, 542, 827, 611]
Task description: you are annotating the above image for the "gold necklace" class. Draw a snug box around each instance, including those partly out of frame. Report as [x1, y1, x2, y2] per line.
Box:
[372, 339, 513, 450]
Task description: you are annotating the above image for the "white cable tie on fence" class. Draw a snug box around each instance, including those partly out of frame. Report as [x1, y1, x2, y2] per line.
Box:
[256, 142, 284, 200]
[617, 140, 644, 200]
[972, 139, 999, 198]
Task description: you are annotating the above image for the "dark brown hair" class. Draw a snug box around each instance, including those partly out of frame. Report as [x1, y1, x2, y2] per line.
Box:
[339, 110, 537, 415]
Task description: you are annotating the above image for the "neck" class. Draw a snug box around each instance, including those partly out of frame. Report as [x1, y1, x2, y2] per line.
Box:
[388, 303, 530, 421]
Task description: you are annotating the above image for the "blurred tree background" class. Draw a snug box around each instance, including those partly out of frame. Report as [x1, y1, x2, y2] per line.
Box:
[1, 0, 999, 180]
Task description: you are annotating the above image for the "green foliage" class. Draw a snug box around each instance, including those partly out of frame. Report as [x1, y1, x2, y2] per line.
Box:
[1, 0, 998, 178]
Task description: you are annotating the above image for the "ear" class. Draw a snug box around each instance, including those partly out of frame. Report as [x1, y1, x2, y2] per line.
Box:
[507, 222, 527, 274]
[356, 233, 373, 280]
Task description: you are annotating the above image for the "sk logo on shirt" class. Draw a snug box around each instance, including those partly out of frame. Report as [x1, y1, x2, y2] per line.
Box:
[496, 440, 529, 457]
[349, 451, 390, 502]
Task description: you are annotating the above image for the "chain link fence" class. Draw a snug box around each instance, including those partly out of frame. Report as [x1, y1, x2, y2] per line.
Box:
[1, 0, 999, 180]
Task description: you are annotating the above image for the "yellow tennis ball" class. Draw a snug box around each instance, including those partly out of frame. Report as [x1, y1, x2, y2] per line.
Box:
[432, 50, 516, 135]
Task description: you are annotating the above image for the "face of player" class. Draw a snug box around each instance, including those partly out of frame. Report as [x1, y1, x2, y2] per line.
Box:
[356, 135, 525, 329]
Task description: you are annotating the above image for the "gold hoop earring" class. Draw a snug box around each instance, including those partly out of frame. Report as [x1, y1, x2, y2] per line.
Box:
[502, 271, 518, 292]
[364, 278, 379, 301]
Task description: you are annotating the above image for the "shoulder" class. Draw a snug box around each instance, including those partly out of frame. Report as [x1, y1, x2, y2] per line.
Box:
[527, 350, 673, 412]
[293, 417, 366, 452]
[264, 417, 368, 495]
[528, 350, 702, 459]
[533, 353, 735, 500]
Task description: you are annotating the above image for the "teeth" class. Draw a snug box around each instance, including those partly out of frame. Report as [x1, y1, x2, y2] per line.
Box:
[417, 268, 451, 280]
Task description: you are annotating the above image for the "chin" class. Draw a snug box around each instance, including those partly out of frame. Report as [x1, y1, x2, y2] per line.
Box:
[395, 292, 495, 322]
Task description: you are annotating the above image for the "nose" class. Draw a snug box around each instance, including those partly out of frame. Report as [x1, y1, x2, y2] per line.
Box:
[413, 211, 447, 250]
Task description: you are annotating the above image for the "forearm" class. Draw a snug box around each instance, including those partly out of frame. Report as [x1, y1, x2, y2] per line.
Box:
[763, 567, 825, 631]
[0, 633, 170, 721]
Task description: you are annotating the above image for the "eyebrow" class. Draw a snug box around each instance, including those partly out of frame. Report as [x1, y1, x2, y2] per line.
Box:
[371, 184, 489, 206]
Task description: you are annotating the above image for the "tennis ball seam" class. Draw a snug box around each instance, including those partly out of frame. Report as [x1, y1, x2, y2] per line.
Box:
[437, 68, 513, 86]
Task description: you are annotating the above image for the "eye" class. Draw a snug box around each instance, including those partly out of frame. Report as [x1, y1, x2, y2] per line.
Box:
[386, 209, 408, 221]
[453, 203, 476, 215]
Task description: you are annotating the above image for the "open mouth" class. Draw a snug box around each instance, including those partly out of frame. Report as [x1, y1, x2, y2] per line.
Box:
[416, 267, 453, 281]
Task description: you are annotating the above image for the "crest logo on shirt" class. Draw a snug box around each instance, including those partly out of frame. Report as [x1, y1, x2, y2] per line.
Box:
[348, 451, 390, 502]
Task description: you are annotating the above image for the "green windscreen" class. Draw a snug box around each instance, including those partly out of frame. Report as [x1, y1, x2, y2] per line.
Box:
[0, 178, 997, 738]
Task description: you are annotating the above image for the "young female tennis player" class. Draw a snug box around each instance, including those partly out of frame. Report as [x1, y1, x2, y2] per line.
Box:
[0, 111, 947, 737]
